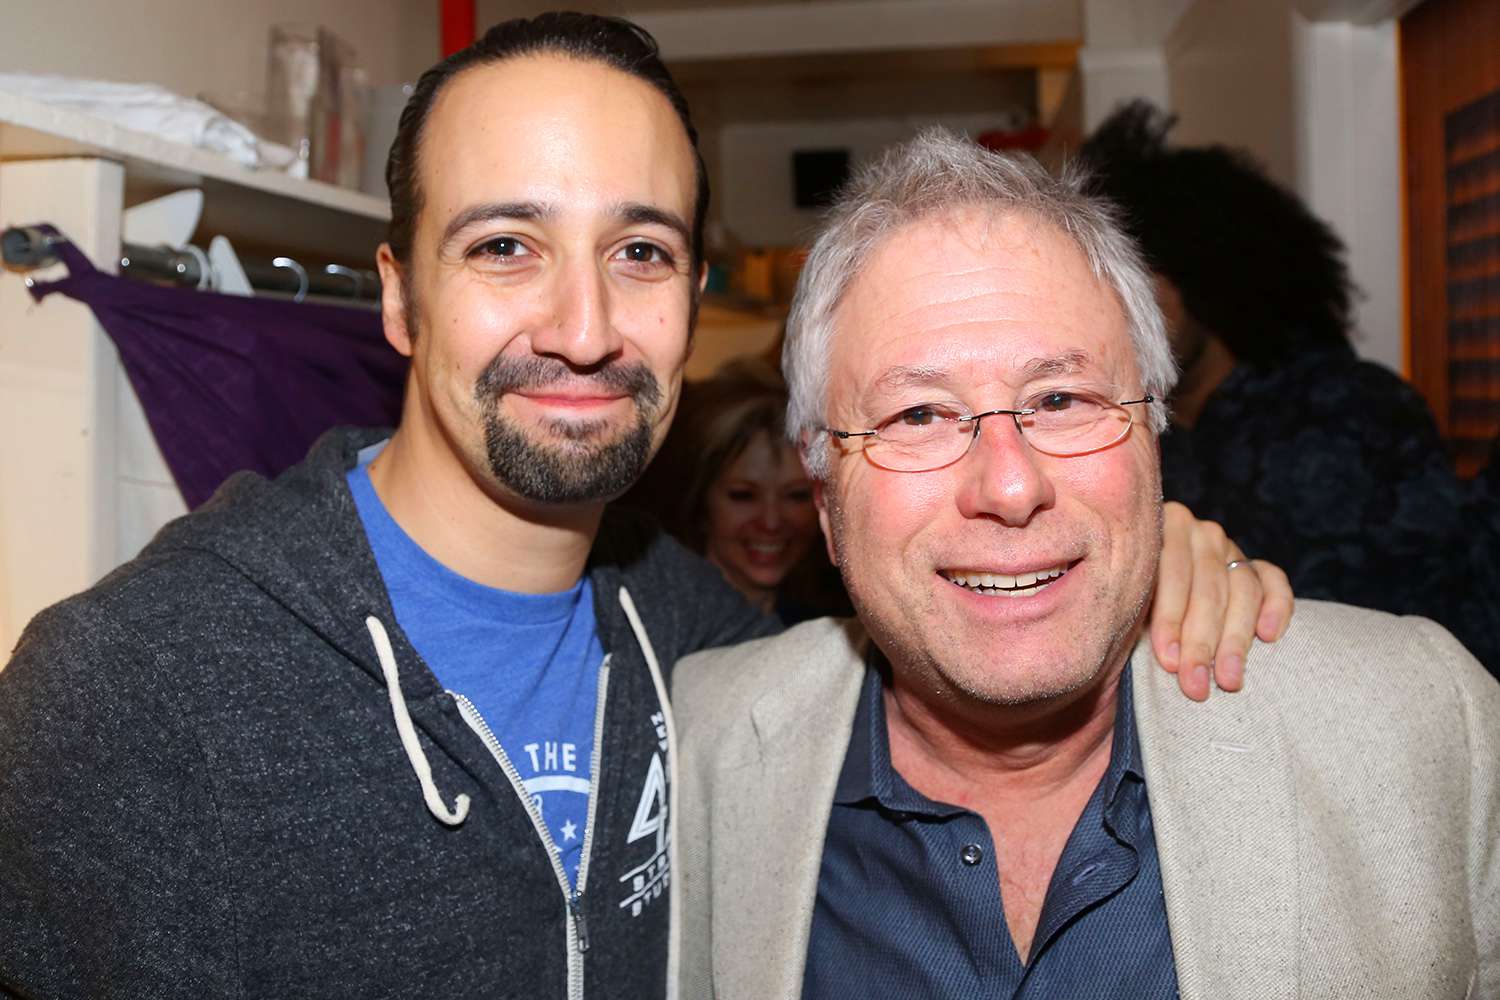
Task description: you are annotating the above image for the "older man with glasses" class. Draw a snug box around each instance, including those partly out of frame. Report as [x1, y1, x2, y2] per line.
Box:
[672, 129, 1500, 1000]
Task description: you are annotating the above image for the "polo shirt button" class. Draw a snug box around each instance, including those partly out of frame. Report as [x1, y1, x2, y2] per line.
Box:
[960, 843, 983, 866]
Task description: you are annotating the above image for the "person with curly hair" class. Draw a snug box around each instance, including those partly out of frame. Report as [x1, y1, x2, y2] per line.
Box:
[1081, 100, 1498, 674]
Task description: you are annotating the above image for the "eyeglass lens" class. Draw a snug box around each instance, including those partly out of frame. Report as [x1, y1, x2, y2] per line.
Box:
[867, 396, 1138, 471]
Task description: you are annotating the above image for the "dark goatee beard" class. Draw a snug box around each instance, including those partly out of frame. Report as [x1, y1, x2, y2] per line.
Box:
[474, 355, 663, 504]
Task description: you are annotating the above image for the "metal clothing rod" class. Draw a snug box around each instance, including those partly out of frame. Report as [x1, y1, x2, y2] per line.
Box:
[1, 226, 381, 304]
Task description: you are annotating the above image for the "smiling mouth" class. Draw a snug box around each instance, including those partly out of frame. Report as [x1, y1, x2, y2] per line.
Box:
[747, 541, 791, 555]
[939, 562, 1075, 597]
[516, 391, 629, 407]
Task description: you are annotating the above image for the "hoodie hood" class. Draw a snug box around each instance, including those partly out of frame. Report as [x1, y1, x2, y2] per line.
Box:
[143, 426, 403, 687]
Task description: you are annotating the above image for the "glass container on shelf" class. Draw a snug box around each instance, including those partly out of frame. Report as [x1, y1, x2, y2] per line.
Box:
[266, 24, 368, 187]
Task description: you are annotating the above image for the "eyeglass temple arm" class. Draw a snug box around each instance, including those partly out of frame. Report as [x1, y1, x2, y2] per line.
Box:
[824, 427, 877, 440]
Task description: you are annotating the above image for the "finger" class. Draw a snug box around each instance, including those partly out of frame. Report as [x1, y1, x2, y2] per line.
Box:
[1251, 559, 1295, 642]
[1176, 656, 1211, 702]
[1149, 502, 1195, 674]
[1177, 519, 1232, 701]
[1211, 549, 1262, 693]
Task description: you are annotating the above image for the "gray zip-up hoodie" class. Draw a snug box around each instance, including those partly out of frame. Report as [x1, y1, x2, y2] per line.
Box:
[0, 427, 774, 1000]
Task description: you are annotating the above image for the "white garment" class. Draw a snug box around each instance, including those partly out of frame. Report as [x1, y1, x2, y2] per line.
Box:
[0, 72, 294, 170]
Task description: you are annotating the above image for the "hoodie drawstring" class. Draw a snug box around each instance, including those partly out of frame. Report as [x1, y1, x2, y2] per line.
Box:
[365, 615, 471, 827]
[616, 587, 681, 1000]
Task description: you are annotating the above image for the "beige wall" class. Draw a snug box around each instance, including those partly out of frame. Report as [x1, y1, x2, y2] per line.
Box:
[1159, 0, 1403, 373]
[0, 0, 437, 99]
[1165, 0, 1298, 187]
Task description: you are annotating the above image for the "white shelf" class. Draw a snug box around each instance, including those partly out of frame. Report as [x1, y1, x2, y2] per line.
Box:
[0, 91, 390, 261]
[0, 93, 399, 645]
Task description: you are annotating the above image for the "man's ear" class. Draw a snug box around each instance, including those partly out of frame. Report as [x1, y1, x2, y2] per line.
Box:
[812, 478, 839, 566]
[683, 260, 710, 352]
[376, 243, 414, 357]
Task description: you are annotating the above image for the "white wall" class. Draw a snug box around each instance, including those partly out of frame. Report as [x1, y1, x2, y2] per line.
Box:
[0, 0, 436, 99]
[1291, 16, 1403, 373]
[1077, 0, 1192, 131]
[1156, 0, 1403, 373]
[1078, 47, 1170, 132]
[1085, 0, 1195, 46]
[718, 112, 1024, 247]
[1165, 0, 1299, 186]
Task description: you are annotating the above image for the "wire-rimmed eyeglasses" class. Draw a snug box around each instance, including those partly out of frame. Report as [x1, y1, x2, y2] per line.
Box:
[822, 389, 1156, 473]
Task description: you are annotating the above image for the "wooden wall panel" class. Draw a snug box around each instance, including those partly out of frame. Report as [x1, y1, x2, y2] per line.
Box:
[1402, 0, 1500, 476]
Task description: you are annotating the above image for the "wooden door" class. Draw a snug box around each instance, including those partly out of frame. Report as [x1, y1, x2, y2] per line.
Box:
[1403, 0, 1500, 477]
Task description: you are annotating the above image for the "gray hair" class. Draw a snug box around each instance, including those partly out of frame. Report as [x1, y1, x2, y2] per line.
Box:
[783, 126, 1177, 479]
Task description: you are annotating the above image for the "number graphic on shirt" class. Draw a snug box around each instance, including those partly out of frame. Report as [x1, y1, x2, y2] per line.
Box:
[619, 751, 671, 918]
[626, 752, 667, 853]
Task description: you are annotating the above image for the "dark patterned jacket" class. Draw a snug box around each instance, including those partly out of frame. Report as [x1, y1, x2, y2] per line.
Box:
[1161, 345, 1499, 674]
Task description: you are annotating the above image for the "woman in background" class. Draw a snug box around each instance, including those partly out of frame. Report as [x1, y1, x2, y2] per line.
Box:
[625, 361, 845, 622]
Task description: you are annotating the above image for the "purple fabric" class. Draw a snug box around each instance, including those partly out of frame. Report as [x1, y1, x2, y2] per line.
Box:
[27, 230, 407, 507]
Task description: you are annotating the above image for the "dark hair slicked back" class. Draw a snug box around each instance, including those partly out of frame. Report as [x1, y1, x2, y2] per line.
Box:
[384, 12, 709, 270]
[1079, 100, 1356, 366]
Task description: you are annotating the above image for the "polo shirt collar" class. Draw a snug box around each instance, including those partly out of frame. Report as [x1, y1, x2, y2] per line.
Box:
[833, 650, 1144, 817]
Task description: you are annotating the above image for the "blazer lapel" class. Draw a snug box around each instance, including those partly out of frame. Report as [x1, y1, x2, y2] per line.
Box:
[1132, 641, 1301, 1000]
[710, 621, 870, 1000]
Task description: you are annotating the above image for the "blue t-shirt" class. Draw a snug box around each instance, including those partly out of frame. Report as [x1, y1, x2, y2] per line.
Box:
[347, 454, 603, 887]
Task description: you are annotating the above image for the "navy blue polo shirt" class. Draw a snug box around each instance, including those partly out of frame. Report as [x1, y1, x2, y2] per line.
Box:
[801, 658, 1179, 999]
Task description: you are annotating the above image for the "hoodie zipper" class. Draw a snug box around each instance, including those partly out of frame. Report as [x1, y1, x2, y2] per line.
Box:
[575, 655, 610, 949]
[451, 654, 611, 1000]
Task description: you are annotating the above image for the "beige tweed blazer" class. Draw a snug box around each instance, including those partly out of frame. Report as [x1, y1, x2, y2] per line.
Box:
[671, 601, 1500, 1000]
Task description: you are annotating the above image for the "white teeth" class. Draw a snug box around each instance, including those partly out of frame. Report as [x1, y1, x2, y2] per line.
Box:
[943, 563, 1069, 596]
